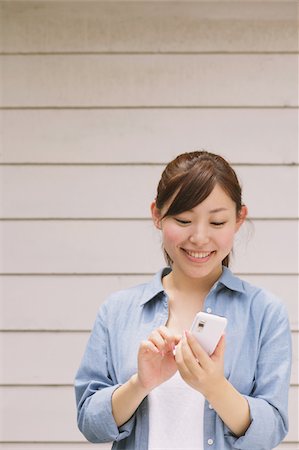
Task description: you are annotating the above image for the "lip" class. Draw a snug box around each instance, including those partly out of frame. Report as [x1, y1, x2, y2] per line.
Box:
[181, 248, 215, 263]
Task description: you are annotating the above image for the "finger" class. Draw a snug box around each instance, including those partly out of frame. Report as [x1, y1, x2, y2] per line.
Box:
[185, 330, 211, 367]
[172, 334, 183, 356]
[174, 334, 183, 345]
[211, 334, 225, 360]
[158, 326, 180, 342]
[175, 332, 204, 377]
[139, 340, 160, 355]
[175, 340, 194, 379]
[148, 330, 167, 352]
[156, 327, 182, 352]
[174, 339, 183, 364]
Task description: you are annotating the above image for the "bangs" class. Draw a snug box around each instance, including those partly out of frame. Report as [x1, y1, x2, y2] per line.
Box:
[163, 166, 217, 218]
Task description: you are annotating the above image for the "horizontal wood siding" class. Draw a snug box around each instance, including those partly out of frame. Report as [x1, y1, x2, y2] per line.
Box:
[0, 386, 298, 442]
[0, 166, 298, 218]
[0, 221, 297, 274]
[0, 109, 297, 164]
[1, 54, 298, 107]
[0, 2, 297, 53]
[0, 445, 297, 450]
[3, 331, 298, 385]
[0, 2, 297, 448]
[0, 274, 297, 331]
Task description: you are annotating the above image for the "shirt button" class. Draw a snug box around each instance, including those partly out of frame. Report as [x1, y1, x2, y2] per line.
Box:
[208, 439, 214, 445]
[206, 307, 212, 313]
[208, 404, 213, 410]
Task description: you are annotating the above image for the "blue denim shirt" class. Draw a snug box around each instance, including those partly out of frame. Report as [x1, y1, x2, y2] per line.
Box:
[75, 267, 292, 450]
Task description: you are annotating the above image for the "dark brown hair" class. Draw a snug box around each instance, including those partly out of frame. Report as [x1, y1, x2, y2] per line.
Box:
[155, 150, 243, 267]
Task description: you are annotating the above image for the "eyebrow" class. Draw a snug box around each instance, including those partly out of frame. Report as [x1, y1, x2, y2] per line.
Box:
[188, 207, 229, 214]
[209, 208, 229, 213]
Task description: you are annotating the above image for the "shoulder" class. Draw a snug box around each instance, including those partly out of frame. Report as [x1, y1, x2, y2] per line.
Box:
[236, 275, 289, 323]
[100, 281, 149, 316]
[222, 268, 286, 314]
[90, 282, 149, 333]
[97, 269, 165, 319]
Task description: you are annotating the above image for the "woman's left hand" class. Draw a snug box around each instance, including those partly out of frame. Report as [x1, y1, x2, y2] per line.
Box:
[175, 330, 226, 398]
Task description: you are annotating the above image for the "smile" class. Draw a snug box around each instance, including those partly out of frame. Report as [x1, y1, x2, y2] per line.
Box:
[183, 249, 214, 259]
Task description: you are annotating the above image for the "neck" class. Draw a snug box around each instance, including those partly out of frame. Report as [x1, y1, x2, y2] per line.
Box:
[164, 265, 223, 299]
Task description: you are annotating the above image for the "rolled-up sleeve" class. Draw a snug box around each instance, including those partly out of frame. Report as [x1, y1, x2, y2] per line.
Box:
[74, 303, 136, 443]
[224, 301, 292, 449]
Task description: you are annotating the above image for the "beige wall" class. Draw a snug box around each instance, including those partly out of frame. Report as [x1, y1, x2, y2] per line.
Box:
[0, 2, 298, 449]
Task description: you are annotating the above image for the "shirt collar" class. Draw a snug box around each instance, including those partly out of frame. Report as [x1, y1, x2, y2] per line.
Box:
[215, 266, 245, 294]
[139, 267, 171, 306]
[139, 266, 245, 306]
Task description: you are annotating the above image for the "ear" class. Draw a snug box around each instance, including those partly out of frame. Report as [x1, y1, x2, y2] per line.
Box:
[235, 205, 248, 232]
[151, 201, 162, 229]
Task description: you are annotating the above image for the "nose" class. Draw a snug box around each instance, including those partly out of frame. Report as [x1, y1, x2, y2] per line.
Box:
[189, 224, 210, 246]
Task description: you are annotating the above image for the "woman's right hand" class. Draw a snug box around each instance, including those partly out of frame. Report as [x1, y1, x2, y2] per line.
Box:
[135, 326, 182, 393]
[112, 326, 181, 427]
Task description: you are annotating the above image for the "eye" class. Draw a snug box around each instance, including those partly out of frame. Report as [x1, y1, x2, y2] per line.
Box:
[211, 221, 226, 227]
[174, 218, 191, 225]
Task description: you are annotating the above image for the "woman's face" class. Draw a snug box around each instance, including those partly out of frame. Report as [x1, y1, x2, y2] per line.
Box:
[152, 184, 247, 283]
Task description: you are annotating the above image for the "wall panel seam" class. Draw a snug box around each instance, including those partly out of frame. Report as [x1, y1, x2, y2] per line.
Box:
[0, 217, 298, 221]
[0, 163, 298, 167]
[0, 383, 298, 387]
[1, 106, 299, 111]
[0, 273, 297, 277]
[1, 52, 298, 56]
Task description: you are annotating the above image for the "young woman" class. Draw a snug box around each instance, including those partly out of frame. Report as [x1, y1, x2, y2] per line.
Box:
[75, 151, 292, 450]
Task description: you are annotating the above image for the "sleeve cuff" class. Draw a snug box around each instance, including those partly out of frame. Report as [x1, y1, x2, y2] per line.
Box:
[224, 395, 287, 449]
[82, 384, 136, 443]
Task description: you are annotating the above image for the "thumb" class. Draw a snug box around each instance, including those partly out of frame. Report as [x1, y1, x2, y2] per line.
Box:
[174, 334, 182, 345]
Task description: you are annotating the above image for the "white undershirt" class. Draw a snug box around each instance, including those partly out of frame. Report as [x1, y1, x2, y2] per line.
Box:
[148, 371, 205, 450]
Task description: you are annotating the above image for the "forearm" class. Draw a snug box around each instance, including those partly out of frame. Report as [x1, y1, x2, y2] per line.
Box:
[111, 373, 149, 427]
[206, 378, 251, 437]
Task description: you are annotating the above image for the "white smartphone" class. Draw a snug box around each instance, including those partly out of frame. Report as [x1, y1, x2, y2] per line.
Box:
[190, 312, 227, 355]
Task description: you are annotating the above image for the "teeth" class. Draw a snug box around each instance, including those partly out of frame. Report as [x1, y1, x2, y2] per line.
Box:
[186, 250, 211, 259]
